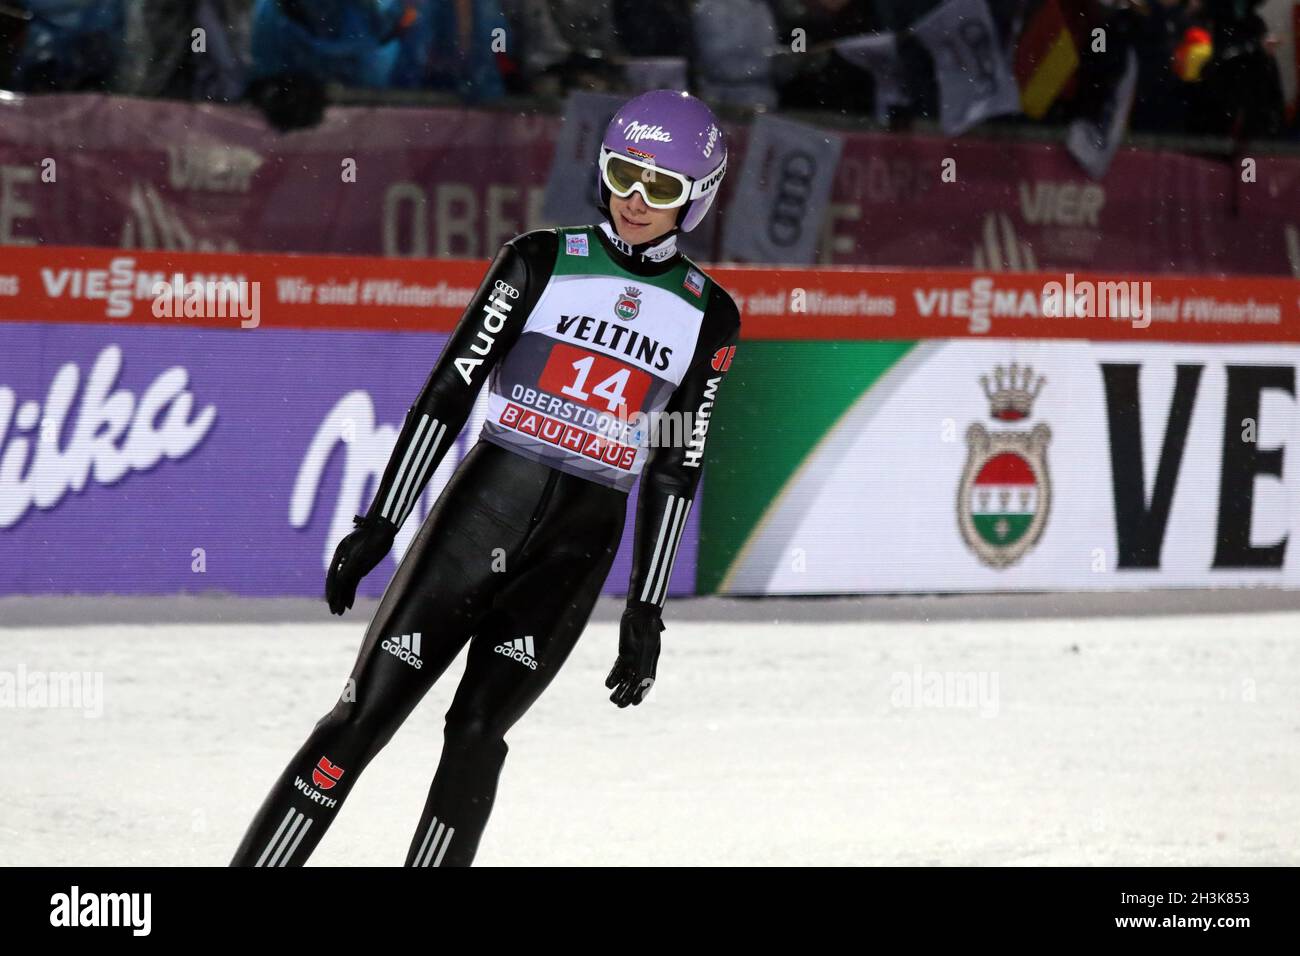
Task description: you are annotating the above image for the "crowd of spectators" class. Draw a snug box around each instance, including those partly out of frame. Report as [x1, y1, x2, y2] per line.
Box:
[0, 0, 1295, 140]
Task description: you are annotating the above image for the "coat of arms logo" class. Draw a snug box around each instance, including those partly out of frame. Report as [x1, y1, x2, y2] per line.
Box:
[957, 363, 1052, 568]
[615, 286, 642, 321]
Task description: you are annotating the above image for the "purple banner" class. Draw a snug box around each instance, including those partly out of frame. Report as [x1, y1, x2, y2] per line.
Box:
[0, 321, 697, 598]
[1, 94, 1298, 276]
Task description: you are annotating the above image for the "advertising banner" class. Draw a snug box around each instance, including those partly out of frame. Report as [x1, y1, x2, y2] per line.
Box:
[2, 94, 1299, 277]
[3, 246, 1296, 342]
[720, 114, 843, 265]
[3, 244, 1298, 597]
[701, 339, 1300, 593]
[0, 248, 702, 597]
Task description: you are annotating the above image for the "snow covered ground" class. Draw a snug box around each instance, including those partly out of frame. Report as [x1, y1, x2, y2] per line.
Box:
[2, 595, 1298, 866]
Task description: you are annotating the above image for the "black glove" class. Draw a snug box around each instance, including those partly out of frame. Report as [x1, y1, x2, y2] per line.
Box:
[325, 515, 396, 615]
[606, 604, 664, 708]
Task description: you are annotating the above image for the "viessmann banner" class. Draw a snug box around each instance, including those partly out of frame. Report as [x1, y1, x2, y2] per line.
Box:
[1, 245, 1298, 596]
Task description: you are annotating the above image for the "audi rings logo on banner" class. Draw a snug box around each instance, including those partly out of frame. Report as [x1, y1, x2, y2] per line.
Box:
[767, 150, 816, 248]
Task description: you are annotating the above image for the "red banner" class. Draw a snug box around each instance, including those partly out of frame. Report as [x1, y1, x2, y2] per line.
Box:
[2, 245, 1297, 344]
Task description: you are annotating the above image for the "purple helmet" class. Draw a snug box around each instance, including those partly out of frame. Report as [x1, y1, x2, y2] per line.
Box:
[598, 89, 728, 233]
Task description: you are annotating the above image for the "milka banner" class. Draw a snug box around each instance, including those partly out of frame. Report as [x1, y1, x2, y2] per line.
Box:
[0, 321, 698, 598]
[720, 115, 843, 265]
[2, 94, 1300, 276]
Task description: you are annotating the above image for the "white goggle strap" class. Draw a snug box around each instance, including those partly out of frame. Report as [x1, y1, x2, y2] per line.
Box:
[688, 154, 727, 200]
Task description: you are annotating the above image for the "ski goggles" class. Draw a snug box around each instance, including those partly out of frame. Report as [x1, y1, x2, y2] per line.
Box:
[599, 147, 724, 209]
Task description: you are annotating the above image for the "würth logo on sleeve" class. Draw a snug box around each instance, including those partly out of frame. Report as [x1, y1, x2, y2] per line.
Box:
[294, 757, 344, 809]
[710, 345, 735, 372]
[312, 756, 344, 790]
[682, 376, 721, 468]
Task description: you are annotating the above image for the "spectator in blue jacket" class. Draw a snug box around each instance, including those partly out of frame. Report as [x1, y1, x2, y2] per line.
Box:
[249, 0, 409, 89]
[9, 0, 123, 91]
[390, 0, 507, 101]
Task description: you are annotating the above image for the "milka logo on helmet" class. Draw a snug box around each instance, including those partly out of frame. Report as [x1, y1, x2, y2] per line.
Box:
[623, 122, 673, 145]
[615, 286, 642, 321]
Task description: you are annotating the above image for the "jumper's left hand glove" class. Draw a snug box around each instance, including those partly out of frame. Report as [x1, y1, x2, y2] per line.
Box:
[325, 515, 395, 616]
[606, 604, 664, 708]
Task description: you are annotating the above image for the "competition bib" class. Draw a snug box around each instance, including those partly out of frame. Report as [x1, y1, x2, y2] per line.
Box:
[480, 226, 713, 491]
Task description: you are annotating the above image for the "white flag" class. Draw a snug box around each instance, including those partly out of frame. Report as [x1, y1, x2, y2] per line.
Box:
[720, 114, 843, 265]
[1066, 48, 1139, 180]
[834, 32, 909, 125]
[911, 0, 1021, 136]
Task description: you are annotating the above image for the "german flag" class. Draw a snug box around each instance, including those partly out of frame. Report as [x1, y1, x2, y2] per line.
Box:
[1015, 0, 1083, 120]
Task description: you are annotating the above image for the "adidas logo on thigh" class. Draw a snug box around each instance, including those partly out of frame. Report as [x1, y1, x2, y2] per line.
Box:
[382, 633, 424, 670]
[493, 635, 538, 670]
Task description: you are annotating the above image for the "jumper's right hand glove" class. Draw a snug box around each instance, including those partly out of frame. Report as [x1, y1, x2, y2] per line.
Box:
[325, 515, 396, 615]
[606, 604, 664, 708]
